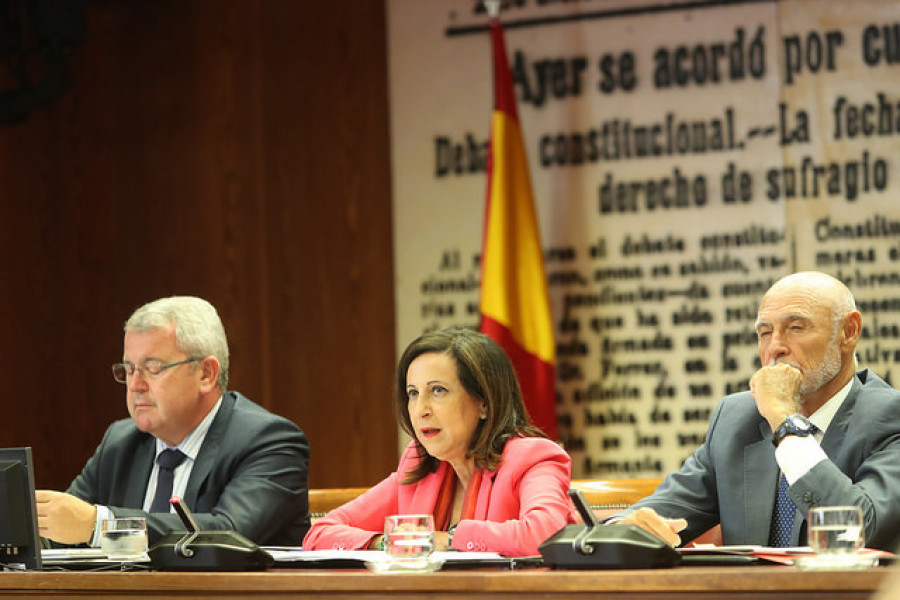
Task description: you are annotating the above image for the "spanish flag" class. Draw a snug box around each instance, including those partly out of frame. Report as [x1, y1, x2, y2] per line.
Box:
[479, 6, 557, 439]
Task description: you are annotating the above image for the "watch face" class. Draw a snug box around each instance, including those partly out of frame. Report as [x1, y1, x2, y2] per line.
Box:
[773, 414, 812, 446]
[788, 415, 811, 433]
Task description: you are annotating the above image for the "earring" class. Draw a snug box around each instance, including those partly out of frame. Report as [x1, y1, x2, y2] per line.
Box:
[479, 412, 487, 420]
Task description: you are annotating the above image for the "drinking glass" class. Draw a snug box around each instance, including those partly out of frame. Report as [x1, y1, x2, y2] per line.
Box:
[100, 517, 148, 560]
[808, 505, 864, 555]
[799, 506, 872, 569]
[383, 514, 434, 566]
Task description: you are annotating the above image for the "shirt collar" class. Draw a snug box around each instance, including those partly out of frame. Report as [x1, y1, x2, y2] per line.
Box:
[155, 394, 224, 460]
[807, 377, 853, 435]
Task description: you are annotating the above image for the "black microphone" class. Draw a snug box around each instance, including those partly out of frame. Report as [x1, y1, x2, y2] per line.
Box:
[148, 496, 273, 571]
[568, 489, 599, 555]
[537, 488, 681, 569]
[170, 497, 199, 558]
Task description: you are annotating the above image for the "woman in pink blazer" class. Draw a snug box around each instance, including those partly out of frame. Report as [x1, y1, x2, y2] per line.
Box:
[303, 327, 575, 557]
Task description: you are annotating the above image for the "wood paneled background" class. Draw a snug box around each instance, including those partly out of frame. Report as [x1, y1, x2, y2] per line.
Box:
[0, 0, 397, 490]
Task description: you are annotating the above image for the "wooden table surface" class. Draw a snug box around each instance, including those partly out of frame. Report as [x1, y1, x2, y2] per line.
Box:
[0, 565, 890, 600]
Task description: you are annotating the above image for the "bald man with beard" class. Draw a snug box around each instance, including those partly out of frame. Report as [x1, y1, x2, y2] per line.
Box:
[618, 271, 900, 551]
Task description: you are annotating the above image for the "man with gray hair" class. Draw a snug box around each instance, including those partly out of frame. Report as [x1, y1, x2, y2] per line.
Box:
[36, 296, 310, 546]
[618, 271, 900, 551]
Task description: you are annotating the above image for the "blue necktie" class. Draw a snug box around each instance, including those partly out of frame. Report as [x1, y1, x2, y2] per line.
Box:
[150, 449, 187, 513]
[769, 472, 795, 547]
[769, 424, 819, 546]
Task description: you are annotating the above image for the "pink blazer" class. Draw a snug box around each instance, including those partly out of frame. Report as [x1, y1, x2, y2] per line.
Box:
[303, 436, 576, 556]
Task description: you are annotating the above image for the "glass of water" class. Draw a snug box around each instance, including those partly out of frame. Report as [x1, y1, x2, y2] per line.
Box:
[799, 506, 871, 569]
[100, 517, 148, 560]
[383, 514, 434, 567]
[808, 506, 864, 554]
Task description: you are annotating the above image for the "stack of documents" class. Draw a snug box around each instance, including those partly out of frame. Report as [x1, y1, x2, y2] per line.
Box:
[262, 548, 540, 570]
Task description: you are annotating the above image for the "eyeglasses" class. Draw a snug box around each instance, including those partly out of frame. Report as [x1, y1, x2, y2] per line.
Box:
[112, 357, 202, 384]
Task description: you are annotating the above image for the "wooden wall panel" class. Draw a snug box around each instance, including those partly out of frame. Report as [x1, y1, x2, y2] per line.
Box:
[0, 0, 396, 493]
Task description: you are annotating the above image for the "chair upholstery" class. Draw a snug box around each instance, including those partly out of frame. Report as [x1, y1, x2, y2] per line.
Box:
[309, 487, 368, 521]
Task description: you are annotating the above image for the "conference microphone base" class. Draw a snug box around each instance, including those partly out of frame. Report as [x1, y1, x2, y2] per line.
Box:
[149, 530, 273, 571]
[539, 523, 681, 569]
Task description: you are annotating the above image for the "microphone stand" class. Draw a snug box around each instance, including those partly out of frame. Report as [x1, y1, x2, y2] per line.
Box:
[568, 488, 599, 556]
[170, 497, 200, 558]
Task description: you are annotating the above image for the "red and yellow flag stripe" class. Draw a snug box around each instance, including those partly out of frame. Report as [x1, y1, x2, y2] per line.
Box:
[479, 18, 557, 439]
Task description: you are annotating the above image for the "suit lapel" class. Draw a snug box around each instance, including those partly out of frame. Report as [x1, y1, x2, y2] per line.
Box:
[473, 467, 496, 520]
[743, 419, 779, 545]
[820, 376, 859, 462]
[183, 392, 235, 507]
[787, 377, 861, 544]
[125, 436, 156, 508]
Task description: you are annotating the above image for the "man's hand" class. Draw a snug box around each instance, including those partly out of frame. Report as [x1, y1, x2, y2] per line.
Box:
[35, 490, 97, 545]
[750, 362, 803, 429]
[620, 507, 688, 547]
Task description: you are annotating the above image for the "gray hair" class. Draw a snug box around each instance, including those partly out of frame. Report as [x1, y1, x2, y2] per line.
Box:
[766, 271, 858, 334]
[125, 296, 229, 391]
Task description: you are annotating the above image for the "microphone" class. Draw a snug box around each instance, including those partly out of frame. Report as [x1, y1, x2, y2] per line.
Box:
[147, 496, 273, 571]
[170, 497, 199, 558]
[569, 489, 599, 527]
[537, 488, 681, 569]
[568, 489, 599, 556]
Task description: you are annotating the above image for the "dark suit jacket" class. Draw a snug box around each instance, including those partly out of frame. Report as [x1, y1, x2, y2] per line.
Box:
[67, 391, 310, 545]
[628, 369, 900, 551]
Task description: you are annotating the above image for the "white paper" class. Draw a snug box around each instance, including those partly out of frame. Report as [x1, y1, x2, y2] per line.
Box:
[262, 547, 505, 564]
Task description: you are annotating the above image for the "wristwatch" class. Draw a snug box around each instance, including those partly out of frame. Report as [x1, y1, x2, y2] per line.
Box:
[772, 414, 814, 447]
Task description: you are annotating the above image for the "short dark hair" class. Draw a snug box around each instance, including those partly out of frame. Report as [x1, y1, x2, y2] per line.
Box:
[394, 327, 545, 483]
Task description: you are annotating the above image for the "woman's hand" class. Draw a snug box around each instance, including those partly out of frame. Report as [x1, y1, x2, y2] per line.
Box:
[434, 530, 451, 551]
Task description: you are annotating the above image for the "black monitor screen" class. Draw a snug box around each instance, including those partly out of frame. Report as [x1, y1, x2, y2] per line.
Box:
[0, 447, 42, 570]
